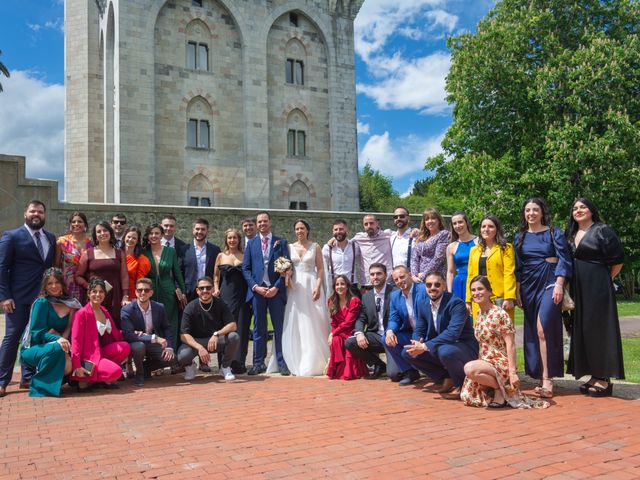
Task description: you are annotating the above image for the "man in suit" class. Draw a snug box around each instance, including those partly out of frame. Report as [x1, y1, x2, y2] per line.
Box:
[111, 213, 128, 249]
[161, 214, 187, 254]
[241, 217, 257, 249]
[120, 278, 177, 386]
[384, 265, 427, 386]
[242, 211, 290, 376]
[0, 200, 56, 396]
[180, 218, 221, 302]
[345, 262, 399, 380]
[402, 271, 479, 399]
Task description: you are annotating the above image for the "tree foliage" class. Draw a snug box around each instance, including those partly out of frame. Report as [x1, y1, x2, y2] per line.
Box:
[358, 163, 400, 212]
[427, 0, 640, 295]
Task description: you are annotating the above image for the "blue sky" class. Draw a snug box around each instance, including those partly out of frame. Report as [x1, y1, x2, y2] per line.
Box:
[0, 0, 495, 200]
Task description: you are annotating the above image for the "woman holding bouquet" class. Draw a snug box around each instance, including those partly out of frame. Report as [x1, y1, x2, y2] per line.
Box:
[274, 219, 330, 376]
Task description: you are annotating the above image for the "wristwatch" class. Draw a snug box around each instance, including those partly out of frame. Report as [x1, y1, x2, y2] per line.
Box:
[213, 331, 219, 337]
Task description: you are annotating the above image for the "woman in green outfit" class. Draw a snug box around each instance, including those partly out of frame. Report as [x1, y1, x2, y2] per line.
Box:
[142, 223, 187, 349]
[21, 268, 82, 397]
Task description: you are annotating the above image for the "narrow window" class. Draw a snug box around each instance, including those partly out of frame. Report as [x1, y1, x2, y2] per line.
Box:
[187, 119, 198, 147]
[297, 130, 306, 156]
[289, 201, 298, 210]
[295, 61, 304, 85]
[285, 59, 294, 84]
[192, 0, 203, 7]
[287, 129, 296, 156]
[299, 202, 308, 210]
[199, 120, 210, 149]
[189, 196, 199, 206]
[187, 42, 197, 70]
[289, 13, 299, 27]
[200, 197, 211, 207]
[198, 44, 208, 71]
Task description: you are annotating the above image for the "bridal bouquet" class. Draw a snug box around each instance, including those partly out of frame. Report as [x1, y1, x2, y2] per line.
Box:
[274, 256, 293, 288]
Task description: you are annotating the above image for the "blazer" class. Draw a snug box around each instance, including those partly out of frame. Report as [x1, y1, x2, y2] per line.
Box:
[242, 234, 289, 302]
[0, 226, 56, 305]
[180, 241, 221, 296]
[414, 292, 477, 355]
[173, 237, 187, 259]
[120, 299, 174, 347]
[353, 283, 395, 334]
[387, 282, 428, 334]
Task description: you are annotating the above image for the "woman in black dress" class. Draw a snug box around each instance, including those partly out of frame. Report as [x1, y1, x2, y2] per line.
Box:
[213, 228, 249, 374]
[566, 198, 624, 397]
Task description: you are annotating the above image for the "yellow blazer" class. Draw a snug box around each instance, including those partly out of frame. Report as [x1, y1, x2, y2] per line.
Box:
[466, 243, 517, 320]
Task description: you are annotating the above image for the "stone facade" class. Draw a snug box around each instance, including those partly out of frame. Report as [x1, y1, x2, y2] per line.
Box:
[64, 0, 363, 212]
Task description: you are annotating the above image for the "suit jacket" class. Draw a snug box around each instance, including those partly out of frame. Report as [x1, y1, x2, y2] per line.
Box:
[0, 226, 56, 305]
[120, 299, 174, 347]
[353, 283, 395, 334]
[173, 237, 187, 259]
[466, 243, 517, 302]
[414, 292, 477, 355]
[387, 282, 428, 334]
[242, 234, 289, 302]
[180, 241, 221, 296]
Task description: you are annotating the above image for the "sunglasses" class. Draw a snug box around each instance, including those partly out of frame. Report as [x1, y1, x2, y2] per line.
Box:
[425, 282, 442, 288]
[136, 288, 151, 293]
[111, 220, 126, 225]
[393, 214, 407, 219]
[197, 285, 213, 291]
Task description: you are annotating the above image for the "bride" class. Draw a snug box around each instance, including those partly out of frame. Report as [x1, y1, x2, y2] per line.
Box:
[268, 219, 330, 376]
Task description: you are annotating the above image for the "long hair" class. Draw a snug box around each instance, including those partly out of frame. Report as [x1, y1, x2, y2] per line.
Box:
[67, 211, 89, 233]
[39, 267, 68, 298]
[143, 223, 164, 249]
[516, 197, 552, 251]
[223, 228, 244, 253]
[293, 219, 311, 239]
[469, 275, 493, 294]
[565, 197, 602, 242]
[449, 211, 472, 242]
[91, 221, 116, 247]
[124, 225, 143, 257]
[417, 208, 446, 242]
[477, 215, 508, 252]
[329, 274, 353, 316]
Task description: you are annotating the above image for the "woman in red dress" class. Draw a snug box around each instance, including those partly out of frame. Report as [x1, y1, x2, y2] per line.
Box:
[326, 275, 368, 380]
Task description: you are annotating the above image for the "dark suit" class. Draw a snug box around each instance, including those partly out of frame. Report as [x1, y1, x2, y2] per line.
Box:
[120, 300, 176, 379]
[401, 292, 478, 387]
[180, 240, 221, 301]
[173, 237, 187, 257]
[242, 234, 289, 369]
[0, 225, 56, 386]
[344, 284, 400, 380]
[384, 282, 428, 374]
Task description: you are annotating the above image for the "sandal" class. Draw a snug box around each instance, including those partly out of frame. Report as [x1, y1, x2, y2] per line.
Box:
[488, 400, 507, 408]
[588, 381, 612, 398]
[538, 377, 553, 398]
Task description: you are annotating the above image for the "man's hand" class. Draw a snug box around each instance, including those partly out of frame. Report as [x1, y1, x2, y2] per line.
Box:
[264, 286, 278, 298]
[162, 349, 175, 362]
[356, 332, 369, 349]
[198, 346, 210, 365]
[385, 331, 397, 347]
[155, 336, 168, 349]
[207, 335, 218, 353]
[403, 339, 427, 358]
[1, 299, 15, 314]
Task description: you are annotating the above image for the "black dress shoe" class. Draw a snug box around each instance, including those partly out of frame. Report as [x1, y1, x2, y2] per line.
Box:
[370, 364, 386, 379]
[280, 366, 291, 376]
[231, 362, 247, 375]
[247, 364, 266, 376]
[398, 369, 420, 386]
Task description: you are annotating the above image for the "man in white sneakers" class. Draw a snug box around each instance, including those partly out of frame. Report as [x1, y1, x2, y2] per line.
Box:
[177, 276, 239, 381]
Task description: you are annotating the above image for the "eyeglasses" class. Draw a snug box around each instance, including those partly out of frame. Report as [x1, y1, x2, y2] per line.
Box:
[136, 288, 151, 293]
[393, 215, 407, 219]
[425, 282, 442, 288]
[197, 285, 213, 291]
[111, 220, 126, 225]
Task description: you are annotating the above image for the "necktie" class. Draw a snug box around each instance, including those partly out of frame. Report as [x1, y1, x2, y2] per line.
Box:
[375, 296, 382, 313]
[34, 231, 45, 260]
[262, 236, 268, 254]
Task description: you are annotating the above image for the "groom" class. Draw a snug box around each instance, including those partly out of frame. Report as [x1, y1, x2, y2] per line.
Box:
[242, 211, 290, 375]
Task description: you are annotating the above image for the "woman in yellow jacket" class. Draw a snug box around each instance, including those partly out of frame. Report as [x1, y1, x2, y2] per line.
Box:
[466, 215, 516, 322]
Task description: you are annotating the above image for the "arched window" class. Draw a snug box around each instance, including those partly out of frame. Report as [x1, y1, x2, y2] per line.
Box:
[187, 174, 213, 206]
[285, 38, 306, 85]
[286, 108, 308, 157]
[186, 19, 210, 71]
[289, 180, 310, 210]
[186, 96, 213, 149]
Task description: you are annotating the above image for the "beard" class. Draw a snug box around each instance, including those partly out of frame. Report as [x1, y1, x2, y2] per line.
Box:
[334, 233, 347, 242]
[25, 217, 45, 230]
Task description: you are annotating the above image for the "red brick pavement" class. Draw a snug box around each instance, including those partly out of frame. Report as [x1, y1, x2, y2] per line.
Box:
[1, 374, 639, 479]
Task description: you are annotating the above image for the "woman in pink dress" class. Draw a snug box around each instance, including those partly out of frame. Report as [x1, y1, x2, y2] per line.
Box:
[326, 275, 368, 380]
[69, 278, 131, 392]
[55, 211, 92, 301]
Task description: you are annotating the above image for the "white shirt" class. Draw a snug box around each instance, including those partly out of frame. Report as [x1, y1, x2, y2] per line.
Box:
[374, 285, 387, 335]
[24, 224, 51, 259]
[430, 296, 442, 333]
[96, 318, 112, 336]
[322, 240, 363, 291]
[403, 288, 416, 330]
[390, 228, 414, 268]
[194, 240, 207, 279]
[137, 301, 154, 335]
[353, 229, 393, 285]
[161, 237, 175, 248]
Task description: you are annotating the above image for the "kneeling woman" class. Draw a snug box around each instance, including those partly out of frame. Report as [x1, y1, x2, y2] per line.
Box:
[461, 276, 548, 409]
[70, 278, 131, 390]
[21, 268, 82, 397]
[326, 275, 368, 380]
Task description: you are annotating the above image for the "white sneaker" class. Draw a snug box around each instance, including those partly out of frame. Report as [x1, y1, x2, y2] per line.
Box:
[184, 363, 197, 381]
[220, 366, 235, 382]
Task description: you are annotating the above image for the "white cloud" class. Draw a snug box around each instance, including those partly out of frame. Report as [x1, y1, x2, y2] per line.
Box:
[357, 51, 451, 114]
[358, 130, 445, 178]
[28, 18, 64, 34]
[0, 70, 64, 194]
[357, 120, 370, 135]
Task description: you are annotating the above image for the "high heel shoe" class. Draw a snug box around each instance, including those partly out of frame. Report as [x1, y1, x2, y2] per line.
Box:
[579, 382, 593, 394]
[538, 377, 553, 398]
[588, 381, 612, 397]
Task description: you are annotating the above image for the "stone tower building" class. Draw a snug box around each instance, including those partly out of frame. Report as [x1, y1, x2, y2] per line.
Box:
[64, 0, 363, 210]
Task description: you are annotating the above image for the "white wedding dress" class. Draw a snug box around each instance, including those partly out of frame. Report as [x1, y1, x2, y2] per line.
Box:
[267, 243, 330, 376]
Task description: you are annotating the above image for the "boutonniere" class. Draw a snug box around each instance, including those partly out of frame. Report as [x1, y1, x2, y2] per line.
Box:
[273, 239, 282, 249]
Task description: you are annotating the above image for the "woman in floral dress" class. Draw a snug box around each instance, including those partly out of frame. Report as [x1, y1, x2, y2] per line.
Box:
[461, 275, 548, 409]
[55, 211, 92, 302]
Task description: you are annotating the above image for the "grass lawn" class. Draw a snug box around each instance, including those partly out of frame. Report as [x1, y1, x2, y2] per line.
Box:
[617, 296, 640, 317]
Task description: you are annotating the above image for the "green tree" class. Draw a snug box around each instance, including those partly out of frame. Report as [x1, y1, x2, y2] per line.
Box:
[358, 163, 399, 212]
[427, 0, 640, 296]
[0, 50, 9, 93]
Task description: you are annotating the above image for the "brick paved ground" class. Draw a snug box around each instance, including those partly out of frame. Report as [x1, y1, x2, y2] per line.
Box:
[1, 370, 639, 479]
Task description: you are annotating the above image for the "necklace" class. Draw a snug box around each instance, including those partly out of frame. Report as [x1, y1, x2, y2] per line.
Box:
[199, 300, 213, 312]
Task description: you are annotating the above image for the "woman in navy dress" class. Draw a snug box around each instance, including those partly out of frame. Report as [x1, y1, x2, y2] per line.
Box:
[446, 211, 477, 301]
[515, 198, 572, 398]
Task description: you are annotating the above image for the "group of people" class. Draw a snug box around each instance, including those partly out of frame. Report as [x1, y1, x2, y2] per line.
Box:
[0, 197, 625, 409]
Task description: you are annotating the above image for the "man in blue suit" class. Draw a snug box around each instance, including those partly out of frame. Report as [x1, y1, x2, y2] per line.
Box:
[384, 265, 427, 386]
[0, 200, 56, 396]
[120, 278, 177, 386]
[242, 211, 290, 376]
[180, 218, 221, 302]
[402, 271, 479, 399]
